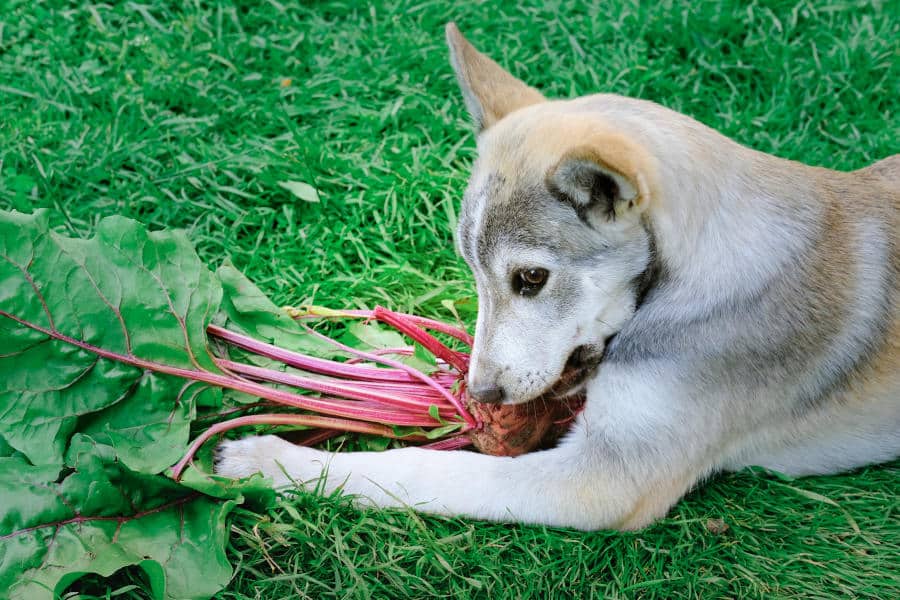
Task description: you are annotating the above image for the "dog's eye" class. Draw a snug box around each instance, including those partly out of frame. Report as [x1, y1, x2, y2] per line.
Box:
[513, 268, 549, 297]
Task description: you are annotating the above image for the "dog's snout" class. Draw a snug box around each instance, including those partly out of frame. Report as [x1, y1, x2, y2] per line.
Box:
[469, 385, 505, 404]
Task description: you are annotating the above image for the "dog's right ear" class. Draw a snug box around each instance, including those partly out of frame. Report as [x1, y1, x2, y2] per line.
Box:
[546, 142, 653, 227]
[445, 22, 545, 131]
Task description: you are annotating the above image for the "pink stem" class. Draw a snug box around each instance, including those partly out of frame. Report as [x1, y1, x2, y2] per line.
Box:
[193, 401, 273, 421]
[372, 306, 470, 373]
[171, 413, 420, 479]
[216, 358, 452, 410]
[288, 429, 344, 446]
[421, 435, 474, 451]
[0, 310, 441, 428]
[300, 323, 476, 428]
[208, 324, 415, 382]
[296, 307, 474, 346]
[217, 358, 458, 415]
[288, 428, 343, 447]
[345, 347, 413, 363]
[336, 380, 449, 397]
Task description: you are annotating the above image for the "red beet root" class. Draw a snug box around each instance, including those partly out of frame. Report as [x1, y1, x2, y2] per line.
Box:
[466, 394, 586, 457]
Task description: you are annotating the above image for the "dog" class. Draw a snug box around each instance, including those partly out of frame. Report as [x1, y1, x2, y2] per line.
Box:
[216, 23, 900, 530]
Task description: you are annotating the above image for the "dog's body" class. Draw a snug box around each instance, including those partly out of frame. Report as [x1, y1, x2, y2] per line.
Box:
[217, 25, 900, 530]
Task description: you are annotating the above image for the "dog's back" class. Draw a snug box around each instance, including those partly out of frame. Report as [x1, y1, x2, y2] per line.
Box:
[860, 154, 900, 184]
[721, 153, 900, 475]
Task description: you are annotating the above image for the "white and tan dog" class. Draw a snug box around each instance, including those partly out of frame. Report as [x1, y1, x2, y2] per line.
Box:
[217, 24, 900, 530]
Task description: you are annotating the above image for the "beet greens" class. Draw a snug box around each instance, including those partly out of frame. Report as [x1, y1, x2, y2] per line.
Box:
[0, 209, 475, 600]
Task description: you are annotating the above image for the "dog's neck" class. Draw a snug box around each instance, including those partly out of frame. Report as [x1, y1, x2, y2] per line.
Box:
[568, 95, 822, 311]
[640, 130, 821, 313]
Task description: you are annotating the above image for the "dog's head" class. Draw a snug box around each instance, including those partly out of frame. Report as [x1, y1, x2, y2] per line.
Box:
[447, 24, 659, 405]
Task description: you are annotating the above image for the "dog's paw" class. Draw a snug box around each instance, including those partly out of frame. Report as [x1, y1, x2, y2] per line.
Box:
[214, 435, 325, 487]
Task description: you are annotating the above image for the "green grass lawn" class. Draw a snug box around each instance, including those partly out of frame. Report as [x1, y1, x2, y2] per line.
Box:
[2, 0, 898, 598]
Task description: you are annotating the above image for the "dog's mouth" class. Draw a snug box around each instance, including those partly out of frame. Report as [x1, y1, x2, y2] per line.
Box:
[545, 342, 607, 399]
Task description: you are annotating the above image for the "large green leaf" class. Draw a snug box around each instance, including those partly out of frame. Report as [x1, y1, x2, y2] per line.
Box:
[0, 209, 223, 471]
[0, 209, 242, 599]
[1, 209, 433, 599]
[0, 436, 234, 600]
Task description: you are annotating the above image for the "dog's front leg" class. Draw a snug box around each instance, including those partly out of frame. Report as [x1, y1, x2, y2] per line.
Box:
[215, 428, 690, 530]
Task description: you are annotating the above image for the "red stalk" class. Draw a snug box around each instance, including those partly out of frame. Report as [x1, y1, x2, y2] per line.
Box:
[0, 311, 444, 430]
[372, 306, 470, 373]
[290, 306, 474, 346]
[208, 324, 417, 382]
[178, 307, 478, 478]
[421, 435, 474, 451]
[217, 358, 459, 416]
[215, 358, 457, 413]
[171, 413, 426, 479]
[299, 323, 476, 427]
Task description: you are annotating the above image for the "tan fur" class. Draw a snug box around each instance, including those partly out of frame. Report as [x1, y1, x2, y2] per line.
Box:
[446, 23, 544, 129]
[542, 127, 659, 210]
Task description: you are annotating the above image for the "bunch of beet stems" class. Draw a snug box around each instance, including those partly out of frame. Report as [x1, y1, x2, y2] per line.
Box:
[172, 306, 478, 479]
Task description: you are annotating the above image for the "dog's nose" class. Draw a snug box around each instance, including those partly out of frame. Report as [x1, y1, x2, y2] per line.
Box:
[468, 385, 505, 404]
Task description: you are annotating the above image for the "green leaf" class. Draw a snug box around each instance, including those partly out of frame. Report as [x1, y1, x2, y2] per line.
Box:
[414, 341, 438, 369]
[0, 210, 236, 599]
[216, 261, 335, 359]
[357, 435, 392, 452]
[277, 180, 320, 202]
[176, 465, 275, 508]
[0, 436, 235, 600]
[214, 261, 340, 405]
[0, 210, 222, 470]
[80, 381, 221, 474]
[346, 321, 435, 372]
[440, 298, 463, 324]
[442, 295, 478, 321]
[390, 421, 463, 440]
[0, 208, 467, 599]
[423, 422, 464, 440]
[347, 320, 407, 350]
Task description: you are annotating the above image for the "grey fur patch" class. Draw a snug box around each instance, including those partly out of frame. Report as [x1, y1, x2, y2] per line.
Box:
[471, 182, 621, 269]
[457, 173, 506, 266]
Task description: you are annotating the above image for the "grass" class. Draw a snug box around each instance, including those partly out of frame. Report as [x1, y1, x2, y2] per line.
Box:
[1, 0, 898, 598]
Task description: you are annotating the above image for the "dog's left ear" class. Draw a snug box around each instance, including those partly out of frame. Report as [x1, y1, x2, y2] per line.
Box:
[546, 145, 651, 225]
[445, 22, 545, 131]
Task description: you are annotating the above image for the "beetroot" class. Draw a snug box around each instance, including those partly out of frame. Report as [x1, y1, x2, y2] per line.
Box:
[174, 305, 586, 476]
[466, 394, 586, 457]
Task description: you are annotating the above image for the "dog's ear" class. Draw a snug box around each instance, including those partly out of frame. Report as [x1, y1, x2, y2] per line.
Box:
[445, 22, 545, 131]
[546, 145, 650, 225]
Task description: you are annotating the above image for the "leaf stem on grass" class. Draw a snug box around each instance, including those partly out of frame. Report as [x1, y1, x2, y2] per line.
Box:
[170, 414, 425, 479]
[372, 306, 470, 373]
[208, 324, 420, 382]
[2, 301, 478, 484]
[0, 310, 447, 429]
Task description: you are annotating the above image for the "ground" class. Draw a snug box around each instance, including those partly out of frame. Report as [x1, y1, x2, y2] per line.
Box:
[1, 0, 898, 598]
